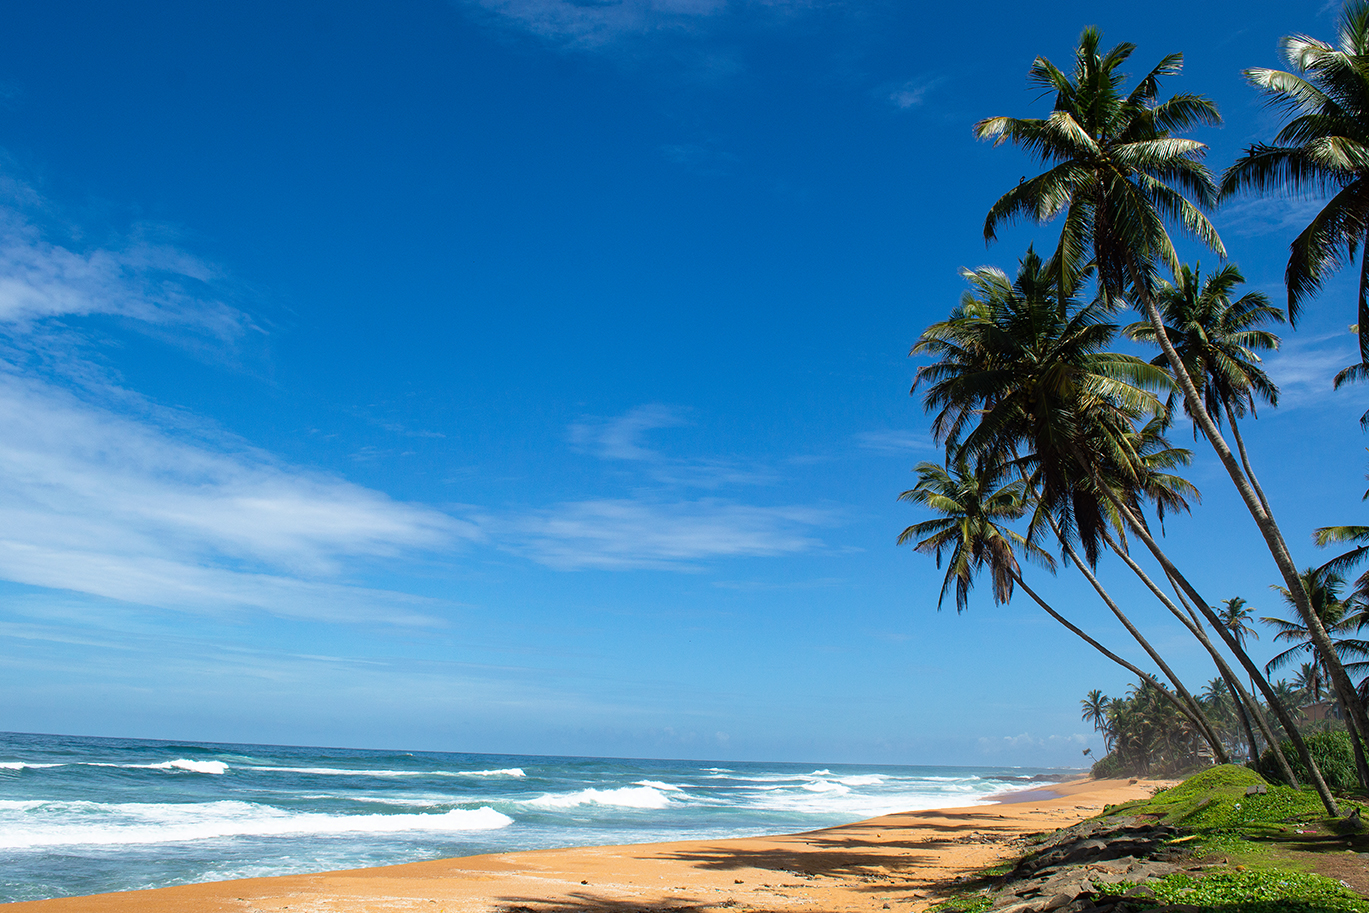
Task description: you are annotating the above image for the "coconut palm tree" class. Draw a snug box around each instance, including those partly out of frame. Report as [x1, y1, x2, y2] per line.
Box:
[976, 27, 1352, 811]
[1219, 0, 1369, 366]
[1125, 265, 1284, 514]
[898, 456, 1221, 750]
[1265, 566, 1369, 787]
[1081, 689, 1113, 747]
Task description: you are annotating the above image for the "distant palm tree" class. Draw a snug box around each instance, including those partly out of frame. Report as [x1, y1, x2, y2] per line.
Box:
[1081, 689, 1113, 748]
[1219, 597, 1261, 652]
[1219, 0, 1369, 366]
[1265, 566, 1369, 787]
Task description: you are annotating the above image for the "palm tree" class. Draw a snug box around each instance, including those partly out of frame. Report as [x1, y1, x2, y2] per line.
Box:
[1081, 689, 1112, 748]
[1219, 596, 1261, 649]
[976, 27, 1353, 811]
[1265, 566, 1369, 787]
[1219, 0, 1369, 366]
[1125, 265, 1284, 514]
[898, 456, 1221, 751]
[912, 248, 1171, 566]
[913, 252, 1233, 761]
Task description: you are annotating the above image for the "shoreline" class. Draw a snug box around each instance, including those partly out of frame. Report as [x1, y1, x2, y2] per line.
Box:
[4, 776, 1168, 913]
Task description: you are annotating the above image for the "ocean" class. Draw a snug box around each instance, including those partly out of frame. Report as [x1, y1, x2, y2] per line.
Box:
[0, 731, 1080, 903]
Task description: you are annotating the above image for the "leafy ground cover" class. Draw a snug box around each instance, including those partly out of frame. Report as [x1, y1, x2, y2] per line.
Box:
[931, 765, 1369, 913]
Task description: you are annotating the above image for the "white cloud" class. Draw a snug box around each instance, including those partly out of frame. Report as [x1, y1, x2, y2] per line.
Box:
[855, 429, 935, 453]
[506, 497, 828, 569]
[976, 732, 1088, 754]
[466, 0, 728, 46]
[571, 403, 688, 461]
[1216, 197, 1327, 239]
[885, 77, 943, 110]
[571, 404, 772, 487]
[0, 369, 473, 620]
[0, 208, 248, 338]
[1263, 331, 1364, 410]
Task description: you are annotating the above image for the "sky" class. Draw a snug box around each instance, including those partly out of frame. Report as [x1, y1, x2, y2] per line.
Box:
[0, 0, 1364, 768]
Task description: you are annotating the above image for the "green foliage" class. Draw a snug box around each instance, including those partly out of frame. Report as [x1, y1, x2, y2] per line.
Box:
[1101, 764, 1332, 828]
[1090, 751, 1127, 778]
[1257, 730, 1360, 792]
[927, 893, 992, 913]
[1148, 869, 1369, 913]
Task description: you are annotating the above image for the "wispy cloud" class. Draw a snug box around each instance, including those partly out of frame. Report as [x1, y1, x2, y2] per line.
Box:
[661, 142, 739, 176]
[976, 732, 1087, 755]
[855, 429, 935, 453]
[1217, 197, 1325, 239]
[0, 368, 473, 620]
[1264, 331, 1363, 409]
[884, 76, 943, 110]
[505, 497, 829, 569]
[466, 0, 729, 47]
[0, 195, 475, 622]
[461, 0, 822, 51]
[571, 403, 687, 461]
[571, 404, 772, 487]
[0, 208, 250, 338]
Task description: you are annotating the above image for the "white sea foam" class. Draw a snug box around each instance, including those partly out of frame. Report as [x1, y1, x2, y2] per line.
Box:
[632, 780, 684, 792]
[0, 762, 62, 770]
[84, 760, 228, 774]
[0, 800, 513, 849]
[835, 775, 885, 786]
[244, 765, 523, 778]
[152, 759, 229, 775]
[528, 786, 672, 810]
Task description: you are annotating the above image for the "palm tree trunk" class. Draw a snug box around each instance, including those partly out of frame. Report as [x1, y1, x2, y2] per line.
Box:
[1098, 522, 1290, 781]
[1008, 570, 1221, 747]
[1054, 533, 1229, 762]
[1157, 571, 1265, 763]
[1339, 695, 1369, 791]
[1224, 402, 1272, 519]
[1135, 282, 1369, 779]
[1107, 494, 1338, 813]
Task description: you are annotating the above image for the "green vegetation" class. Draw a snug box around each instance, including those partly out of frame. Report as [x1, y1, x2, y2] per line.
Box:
[1148, 870, 1369, 913]
[1259, 732, 1362, 793]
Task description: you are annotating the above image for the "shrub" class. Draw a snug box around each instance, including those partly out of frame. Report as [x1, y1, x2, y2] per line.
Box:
[1257, 730, 1358, 791]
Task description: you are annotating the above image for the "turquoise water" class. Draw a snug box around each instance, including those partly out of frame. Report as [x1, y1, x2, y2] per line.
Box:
[0, 731, 1079, 902]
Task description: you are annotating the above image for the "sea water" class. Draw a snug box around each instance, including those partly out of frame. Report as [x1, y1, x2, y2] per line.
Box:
[0, 731, 1080, 903]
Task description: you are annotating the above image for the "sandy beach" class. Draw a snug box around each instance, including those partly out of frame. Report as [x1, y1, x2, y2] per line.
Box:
[4, 777, 1167, 913]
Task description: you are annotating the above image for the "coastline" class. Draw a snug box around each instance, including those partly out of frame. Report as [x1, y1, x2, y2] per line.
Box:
[3, 777, 1169, 913]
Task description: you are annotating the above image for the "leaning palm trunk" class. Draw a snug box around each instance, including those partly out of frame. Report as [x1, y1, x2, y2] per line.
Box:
[1097, 520, 1294, 782]
[1008, 571, 1220, 750]
[1052, 530, 1228, 762]
[1224, 402, 1272, 520]
[1338, 695, 1369, 790]
[1135, 282, 1369, 786]
[1107, 492, 1337, 813]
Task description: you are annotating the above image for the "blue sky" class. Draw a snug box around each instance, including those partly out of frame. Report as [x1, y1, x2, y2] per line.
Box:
[0, 0, 1364, 767]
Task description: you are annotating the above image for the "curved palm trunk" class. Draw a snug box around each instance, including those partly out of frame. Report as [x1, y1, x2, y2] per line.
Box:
[1136, 283, 1369, 785]
[1108, 494, 1338, 813]
[1008, 570, 1220, 748]
[1098, 522, 1291, 781]
[1224, 402, 1272, 519]
[1055, 534, 1229, 762]
[1338, 694, 1369, 790]
[1158, 570, 1265, 764]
